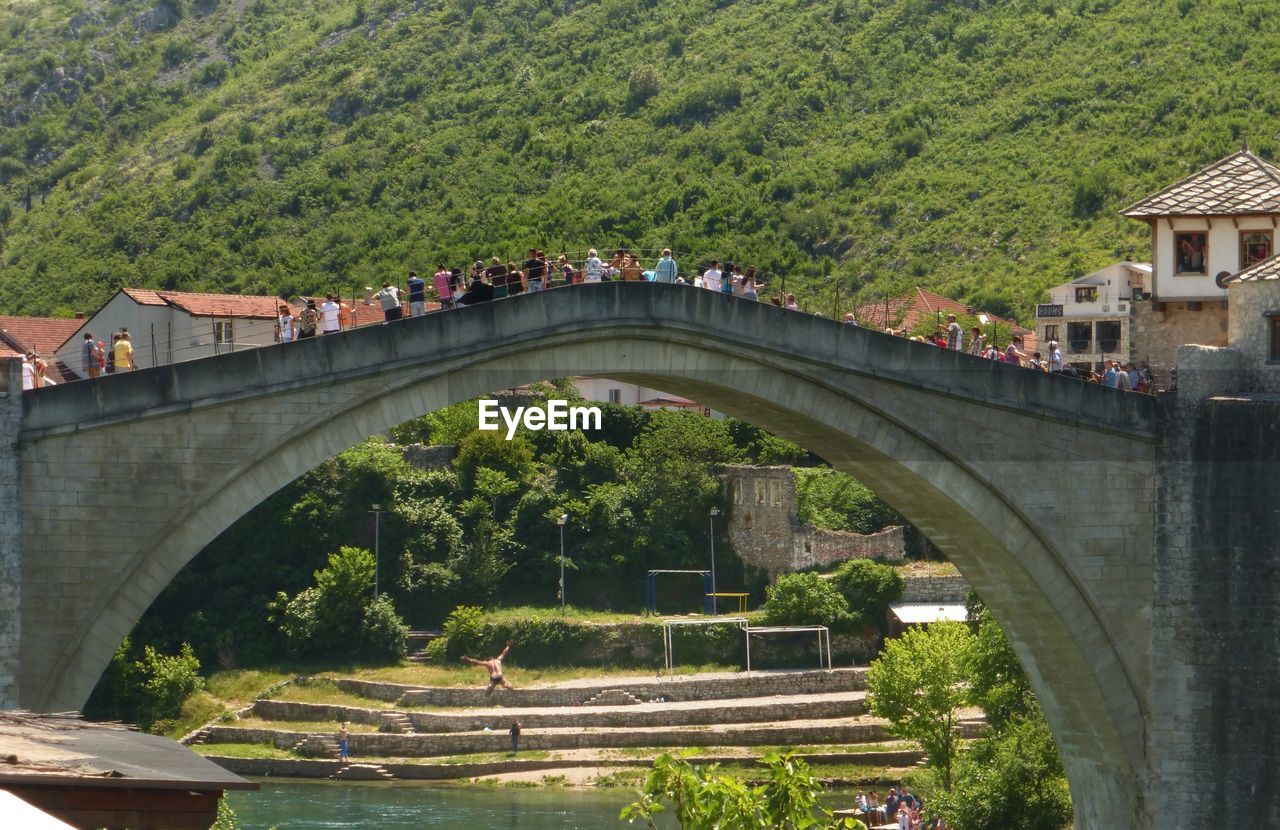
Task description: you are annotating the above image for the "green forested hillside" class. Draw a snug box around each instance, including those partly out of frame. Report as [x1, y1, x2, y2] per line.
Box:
[0, 0, 1277, 319]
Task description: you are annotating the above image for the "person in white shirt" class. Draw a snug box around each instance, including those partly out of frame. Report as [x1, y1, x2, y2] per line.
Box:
[320, 294, 341, 334]
[584, 249, 604, 282]
[702, 260, 722, 291]
[21, 354, 35, 390]
[1048, 341, 1064, 372]
[277, 306, 294, 343]
[945, 314, 963, 351]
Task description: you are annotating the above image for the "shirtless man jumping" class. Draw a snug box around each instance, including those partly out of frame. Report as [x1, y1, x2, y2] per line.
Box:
[461, 640, 513, 695]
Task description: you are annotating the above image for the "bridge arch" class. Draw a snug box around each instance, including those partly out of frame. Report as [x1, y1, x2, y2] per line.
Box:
[16, 284, 1156, 828]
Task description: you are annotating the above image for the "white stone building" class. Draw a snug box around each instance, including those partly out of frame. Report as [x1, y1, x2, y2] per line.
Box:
[1223, 255, 1280, 392]
[569, 376, 724, 417]
[54, 289, 292, 373]
[1035, 262, 1149, 372]
[1121, 148, 1280, 376]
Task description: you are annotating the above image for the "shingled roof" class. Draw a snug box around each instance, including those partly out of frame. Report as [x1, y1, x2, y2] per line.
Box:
[1222, 251, 1280, 283]
[1121, 150, 1280, 217]
[853, 287, 1033, 337]
[0, 316, 84, 383]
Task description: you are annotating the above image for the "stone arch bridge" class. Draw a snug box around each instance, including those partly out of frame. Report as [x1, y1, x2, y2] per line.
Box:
[0, 283, 1271, 829]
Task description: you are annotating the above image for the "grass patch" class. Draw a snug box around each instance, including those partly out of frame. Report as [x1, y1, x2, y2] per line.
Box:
[431, 750, 552, 764]
[270, 679, 395, 709]
[590, 769, 650, 788]
[205, 670, 293, 704]
[334, 662, 736, 687]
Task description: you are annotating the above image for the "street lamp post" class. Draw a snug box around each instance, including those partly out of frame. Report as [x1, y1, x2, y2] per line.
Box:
[557, 513, 568, 615]
[709, 508, 721, 614]
[370, 504, 383, 599]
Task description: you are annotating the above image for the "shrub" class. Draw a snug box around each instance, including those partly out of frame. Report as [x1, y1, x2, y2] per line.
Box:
[831, 559, 903, 630]
[763, 572, 851, 628]
[273, 547, 408, 663]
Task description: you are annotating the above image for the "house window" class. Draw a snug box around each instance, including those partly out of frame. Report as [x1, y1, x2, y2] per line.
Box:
[1067, 321, 1092, 354]
[213, 320, 233, 344]
[1074, 287, 1098, 303]
[770, 480, 782, 507]
[733, 480, 743, 505]
[1174, 232, 1207, 274]
[755, 480, 766, 505]
[1096, 321, 1122, 354]
[1240, 231, 1272, 270]
[1270, 315, 1280, 362]
[1043, 324, 1059, 344]
[608, 388, 621, 404]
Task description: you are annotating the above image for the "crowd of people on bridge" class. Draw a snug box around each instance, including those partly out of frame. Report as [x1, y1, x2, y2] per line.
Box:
[870, 312, 1153, 392]
[17, 246, 1153, 395]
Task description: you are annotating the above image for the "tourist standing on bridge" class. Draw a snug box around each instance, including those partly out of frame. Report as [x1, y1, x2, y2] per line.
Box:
[652, 249, 677, 283]
[82, 333, 101, 380]
[113, 332, 135, 371]
[277, 305, 294, 342]
[407, 271, 427, 317]
[20, 352, 35, 390]
[1047, 340, 1064, 372]
[375, 282, 403, 321]
[524, 249, 546, 292]
[967, 326, 984, 356]
[434, 264, 454, 310]
[721, 262, 737, 294]
[945, 315, 963, 351]
[320, 295, 341, 334]
[742, 267, 759, 300]
[584, 249, 605, 282]
[458, 270, 494, 305]
[702, 260, 722, 291]
[297, 299, 320, 338]
[621, 253, 644, 282]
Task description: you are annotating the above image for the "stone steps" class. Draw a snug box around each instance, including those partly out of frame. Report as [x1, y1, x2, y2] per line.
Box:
[582, 688, 642, 706]
[333, 763, 395, 781]
[327, 667, 867, 709]
[252, 690, 867, 733]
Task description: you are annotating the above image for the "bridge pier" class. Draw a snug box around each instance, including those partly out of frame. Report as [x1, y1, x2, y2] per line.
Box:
[1147, 347, 1280, 828]
[0, 359, 22, 709]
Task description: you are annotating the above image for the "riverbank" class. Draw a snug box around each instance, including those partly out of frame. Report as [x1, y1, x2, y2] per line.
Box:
[189, 667, 979, 788]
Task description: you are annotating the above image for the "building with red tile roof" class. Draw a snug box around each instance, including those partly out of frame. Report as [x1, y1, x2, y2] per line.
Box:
[0, 316, 85, 383]
[853, 287, 1035, 351]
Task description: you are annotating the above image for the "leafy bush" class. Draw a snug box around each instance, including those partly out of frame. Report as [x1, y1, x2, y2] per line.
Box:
[622, 752, 866, 830]
[763, 572, 851, 628]
[830, 559, 903, 630]
[793, 468, 900, 535]
[935, 712, 1072, 830]
[85, 637, 204, 731]
[273, 547, 408, 663]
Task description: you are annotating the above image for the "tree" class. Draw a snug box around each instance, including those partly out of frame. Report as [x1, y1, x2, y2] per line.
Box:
[763, 572, 851, 628]
[273, 547, 408, 662]
[867, 620, 973, 790]
[621, 752, 866, 830]
[934, 711, 1072, 830]
[966, 601, 1034, 730]
[793, 468, 899, 535]
[830, 559, 903, 631]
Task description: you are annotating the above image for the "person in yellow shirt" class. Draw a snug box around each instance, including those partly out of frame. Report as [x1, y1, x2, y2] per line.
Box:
[113, 332, 135, 371]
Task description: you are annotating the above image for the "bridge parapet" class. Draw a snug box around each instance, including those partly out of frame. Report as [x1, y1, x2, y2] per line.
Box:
[19, 283, 1156, 442]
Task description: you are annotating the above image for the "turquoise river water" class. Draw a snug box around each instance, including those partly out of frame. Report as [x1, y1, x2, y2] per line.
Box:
[225, 781, 642, 829]
[225, 780, 859, 828]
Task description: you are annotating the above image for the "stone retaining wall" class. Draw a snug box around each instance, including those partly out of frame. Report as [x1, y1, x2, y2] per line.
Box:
[251, 694, 867, 733]
[206, 748, 926, 781]
[203, 721, 900, 756]
[899, 574, 968, 604]
[331, 668, 867, 708]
